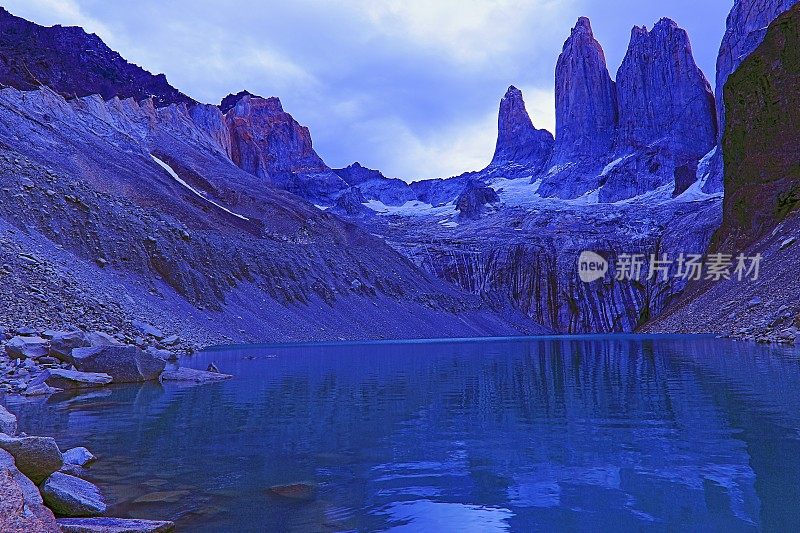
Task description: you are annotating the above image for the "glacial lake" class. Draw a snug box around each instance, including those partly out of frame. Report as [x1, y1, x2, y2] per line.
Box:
[7, 335, 800, 531]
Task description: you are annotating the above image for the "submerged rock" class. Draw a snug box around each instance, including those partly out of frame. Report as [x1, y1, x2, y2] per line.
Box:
[57, 517, 176, 533]
[132, 490, 189, 504]
[0, 449, 60, 533]
[160, 367, 232, 383]
[41, 472, 107, 517]
[45, 369, 113, 390]
[71, 345, 165, 383]
[0, 434, 63, 484]
[267, 482, 317, 501]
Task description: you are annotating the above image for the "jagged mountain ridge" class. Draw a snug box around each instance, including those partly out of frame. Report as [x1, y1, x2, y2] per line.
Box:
[0, 7, 194, 107]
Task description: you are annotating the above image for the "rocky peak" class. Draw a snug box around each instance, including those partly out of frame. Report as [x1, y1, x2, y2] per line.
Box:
[552, 17, 617, 163]
[615, 17, 716, 157]
[222, 92, 347, 202]
[0, 7, 193, 107]
[490, 85, 554, 172]
[224, 93, 326, 177]
[333, 162, 386, 186]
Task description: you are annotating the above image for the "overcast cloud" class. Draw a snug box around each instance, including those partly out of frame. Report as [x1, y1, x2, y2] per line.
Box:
[4, 0, 731, 181]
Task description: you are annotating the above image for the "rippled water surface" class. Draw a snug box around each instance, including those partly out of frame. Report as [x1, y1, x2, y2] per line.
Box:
[8, 335, 800, 531]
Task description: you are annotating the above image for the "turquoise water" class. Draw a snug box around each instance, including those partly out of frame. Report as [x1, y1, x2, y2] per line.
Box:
[8, 335, 800, 531]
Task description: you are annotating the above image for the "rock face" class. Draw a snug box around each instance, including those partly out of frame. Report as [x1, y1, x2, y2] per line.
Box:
[224, 92, 347, 203]
[599, 19, 716, 202]
[489, 86, 554, 173]
[0, 8, 192, 107]
[645, 3, 800, 341]
[0, 449, 60, 533]
[551, 17, 617, 165]
[715, 3, 800, 250]
[715, 0, 800, 139]
[57, 517, 176, 533]
[71, 346, 165, 383]
[0, 434, 63, 484]
[456, 182, 500, 219]
[703, 0, 800, 193]
[41, 472, 107, 517]
[615, 19, 716, 156]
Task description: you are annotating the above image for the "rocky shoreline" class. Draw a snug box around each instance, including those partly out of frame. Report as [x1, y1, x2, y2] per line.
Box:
[0, 325, 231, 532]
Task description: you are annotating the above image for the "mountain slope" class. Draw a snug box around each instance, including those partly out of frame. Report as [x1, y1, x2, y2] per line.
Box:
[645, 3, 800, 341]
[0, 9, 550, 346]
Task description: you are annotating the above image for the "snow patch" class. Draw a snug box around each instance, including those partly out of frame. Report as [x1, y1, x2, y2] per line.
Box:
[363, 199, 457, 217]
[600, 157, 625, 177]
[150, 155, 249, 221]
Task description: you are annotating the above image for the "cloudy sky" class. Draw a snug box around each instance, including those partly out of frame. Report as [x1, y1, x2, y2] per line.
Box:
[5, 0, 731, 180]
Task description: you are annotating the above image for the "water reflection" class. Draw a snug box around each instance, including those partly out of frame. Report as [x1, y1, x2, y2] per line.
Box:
[6, 336, 800, 531]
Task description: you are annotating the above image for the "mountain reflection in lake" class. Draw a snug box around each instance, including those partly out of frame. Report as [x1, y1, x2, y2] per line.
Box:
[8, 336, 800, 532]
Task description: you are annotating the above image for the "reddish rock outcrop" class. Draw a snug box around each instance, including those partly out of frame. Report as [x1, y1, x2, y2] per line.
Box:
[223, 92, 347, 202]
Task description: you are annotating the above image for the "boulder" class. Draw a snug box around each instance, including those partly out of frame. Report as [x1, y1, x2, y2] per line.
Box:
[71, 345, 165, 383]
[59, 463, 87, 477]
[41, 472, 107, 517]
[84, 332, 123, 347]
[0, 404, 17, 435]
[456, 182, 500, 219]
[0, 449, 60, 533]
[57, 517, 175, 533]
[0, 434, 63, 484]
[145, 347, 176, 362]
[49, 331, 90, 362]
[45, 369, 113, 390]
[63, 447, 96, 467]
[160, 367, 232, 383]
[132, 321, 164, 339]
[159, 334, 179, 346]
[5, 335, 49, 359]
